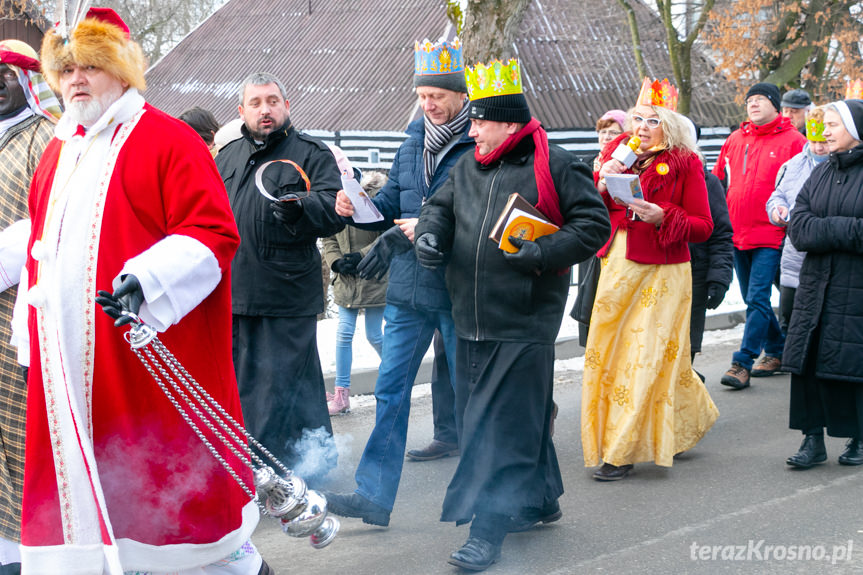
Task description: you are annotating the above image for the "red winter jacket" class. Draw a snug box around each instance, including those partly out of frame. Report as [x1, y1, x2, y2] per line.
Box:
[712, 115, 805, 250]
[595, 134, 713, 265]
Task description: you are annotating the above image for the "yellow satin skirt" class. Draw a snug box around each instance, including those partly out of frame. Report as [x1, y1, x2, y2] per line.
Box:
[581, 230, 719, 467]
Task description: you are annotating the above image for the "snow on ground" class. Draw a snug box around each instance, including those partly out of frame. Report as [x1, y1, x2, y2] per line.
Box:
[317, 271, 767, 383]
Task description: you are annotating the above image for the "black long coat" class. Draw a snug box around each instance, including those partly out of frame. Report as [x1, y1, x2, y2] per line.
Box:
[689, 168, 734, 354]
[781, 144, 863, 383]
[216, 121, 344, 317]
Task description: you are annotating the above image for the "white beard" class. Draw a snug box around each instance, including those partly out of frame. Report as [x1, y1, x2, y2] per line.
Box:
[65, 85, 124, 126]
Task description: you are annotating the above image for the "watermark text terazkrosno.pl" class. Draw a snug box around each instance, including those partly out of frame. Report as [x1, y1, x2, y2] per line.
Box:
[690, 540, 853, 564]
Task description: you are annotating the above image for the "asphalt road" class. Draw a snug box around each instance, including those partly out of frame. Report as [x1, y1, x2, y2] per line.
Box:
[252, 336, 863, 574]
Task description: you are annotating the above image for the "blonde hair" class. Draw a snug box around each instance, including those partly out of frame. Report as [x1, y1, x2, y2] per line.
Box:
[806, 105, 825, 124]
[625, 105, 699, 154]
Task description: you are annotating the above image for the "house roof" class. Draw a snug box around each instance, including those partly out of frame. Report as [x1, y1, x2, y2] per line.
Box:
[144, 0, 742, 131]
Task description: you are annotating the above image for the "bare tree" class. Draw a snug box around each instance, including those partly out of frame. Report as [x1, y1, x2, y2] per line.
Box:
[616, 0, 715, 114]
[457, 0, 532, 63]
[707, 0, 863, 102]
[18, 0, 224, 64]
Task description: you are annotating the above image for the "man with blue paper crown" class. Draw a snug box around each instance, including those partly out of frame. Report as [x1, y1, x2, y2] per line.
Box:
[415, 57, 610, 571]
[325, 37, 473, 527]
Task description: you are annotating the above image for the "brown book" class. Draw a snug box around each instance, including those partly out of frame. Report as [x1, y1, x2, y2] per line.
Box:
[488, 193, 560, 253]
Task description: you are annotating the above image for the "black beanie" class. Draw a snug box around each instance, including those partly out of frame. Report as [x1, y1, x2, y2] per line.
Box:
[468, 93, 531, 123]
[414, 71, 467, 94]
[745, 83, 781, 112]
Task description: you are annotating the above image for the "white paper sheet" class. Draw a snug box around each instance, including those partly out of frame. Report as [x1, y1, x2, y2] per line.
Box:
[342, 174, 384, 223]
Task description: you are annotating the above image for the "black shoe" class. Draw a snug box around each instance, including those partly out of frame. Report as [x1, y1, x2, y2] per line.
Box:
[838, 438, 863, 466]
[447, 536, 501, 572]
[406, 439, 459, 461]
[786, 434, 827, 469]
[508, 500, 562, 532]
[592, 463, 633, 481]
[321, 491, 390, 526]
[257, 559, 275, 575]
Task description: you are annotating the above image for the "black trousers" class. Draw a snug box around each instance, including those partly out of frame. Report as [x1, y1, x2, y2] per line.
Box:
[232, 314, 335, 476]
[431, 330, 457, 444]
[790, 325, 863, 439]
[441, 339, 562, 525]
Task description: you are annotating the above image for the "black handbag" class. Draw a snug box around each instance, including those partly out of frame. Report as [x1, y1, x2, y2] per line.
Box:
[570, 255, 600, 325]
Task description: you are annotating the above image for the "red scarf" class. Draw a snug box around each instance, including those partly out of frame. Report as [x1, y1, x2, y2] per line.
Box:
[475, 118, 563, 226]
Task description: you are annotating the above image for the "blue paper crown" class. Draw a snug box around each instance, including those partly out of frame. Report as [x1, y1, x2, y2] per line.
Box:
[414, 38, 464, 76]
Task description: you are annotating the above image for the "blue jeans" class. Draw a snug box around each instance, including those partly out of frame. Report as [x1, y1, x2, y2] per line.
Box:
[732, 247, 784, 369]
[335, 306, 385, 388]
[354, 304, 457, 511]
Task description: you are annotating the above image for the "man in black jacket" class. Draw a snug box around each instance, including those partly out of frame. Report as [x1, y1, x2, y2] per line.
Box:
[215, 72, 344, 478]
[414, 58, 611, 572]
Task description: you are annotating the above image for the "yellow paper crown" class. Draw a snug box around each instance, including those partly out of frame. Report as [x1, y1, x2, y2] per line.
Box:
[637, 77, 678, 111]
[846, 79, 863, 100]
[805, 117, 825, 142]
[465, 58, 523, 101]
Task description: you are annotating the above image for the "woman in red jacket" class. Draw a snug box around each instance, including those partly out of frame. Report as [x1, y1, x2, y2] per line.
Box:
[581, 79, 720, 481]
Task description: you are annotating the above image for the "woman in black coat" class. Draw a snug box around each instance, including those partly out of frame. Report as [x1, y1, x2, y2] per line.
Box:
[689, 166, 734, 371]
[782, 99, 863, 469]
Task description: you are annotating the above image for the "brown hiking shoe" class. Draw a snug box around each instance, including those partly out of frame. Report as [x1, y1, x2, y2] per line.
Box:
[721, 362, 750, 389]
[751, 355, 782, 377]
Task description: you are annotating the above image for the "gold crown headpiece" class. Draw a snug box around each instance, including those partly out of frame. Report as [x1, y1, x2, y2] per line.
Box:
[637, 77, 678, 111]
[464, 58, 523, 101]
[846, 79, 863, 100]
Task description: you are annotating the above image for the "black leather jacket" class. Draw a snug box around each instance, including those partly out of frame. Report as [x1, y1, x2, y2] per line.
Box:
[416, 138, 611, 343]
[216, 122, 344, 316]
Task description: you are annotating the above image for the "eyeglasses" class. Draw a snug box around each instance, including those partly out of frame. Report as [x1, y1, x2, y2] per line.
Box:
[598, 129, 622, 137]
[746, 95, 769, 106]
[631, 115, 662, 128]
[0, 70, 18, 83]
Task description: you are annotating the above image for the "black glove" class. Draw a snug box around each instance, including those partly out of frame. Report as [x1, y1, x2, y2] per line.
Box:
[358, 226, 413, 280]
[503, 236, 544, 274]
[415, 233, 444, 269]
[332, 252, 362, 275]
[95, 275, 144, 327]
[271, 194, 305, 226]
[706, 281, 728, 310]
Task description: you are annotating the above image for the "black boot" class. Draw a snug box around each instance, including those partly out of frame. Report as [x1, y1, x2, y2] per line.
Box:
[448, 537, 501, 571]
[508, 499, 563, 533]
[786, 434, 827, 469]
[838, 438, 863, 466]
[321, 491, 390, 526]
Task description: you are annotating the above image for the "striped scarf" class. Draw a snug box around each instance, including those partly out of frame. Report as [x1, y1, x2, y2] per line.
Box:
[423, 100, 470, 186]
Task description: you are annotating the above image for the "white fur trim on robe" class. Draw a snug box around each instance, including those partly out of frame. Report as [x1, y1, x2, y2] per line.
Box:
[0, 219, 30, 292]
[116, 234, 222, 332]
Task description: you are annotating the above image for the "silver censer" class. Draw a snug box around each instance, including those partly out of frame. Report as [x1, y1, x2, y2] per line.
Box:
[121, 315, 339, 548]
[254, 466, 339, 548]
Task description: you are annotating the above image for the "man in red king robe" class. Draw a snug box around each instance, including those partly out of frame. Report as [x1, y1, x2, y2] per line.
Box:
[17, 8, 270, 574]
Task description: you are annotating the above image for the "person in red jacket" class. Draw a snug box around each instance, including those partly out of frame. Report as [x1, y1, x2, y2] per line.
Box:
[582, 78, 719, 482]
[712, 82, 806, 389]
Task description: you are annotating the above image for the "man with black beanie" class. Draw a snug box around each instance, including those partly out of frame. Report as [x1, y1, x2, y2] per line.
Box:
[415, 57, 610, 571]
[712, 81, 806, 390]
